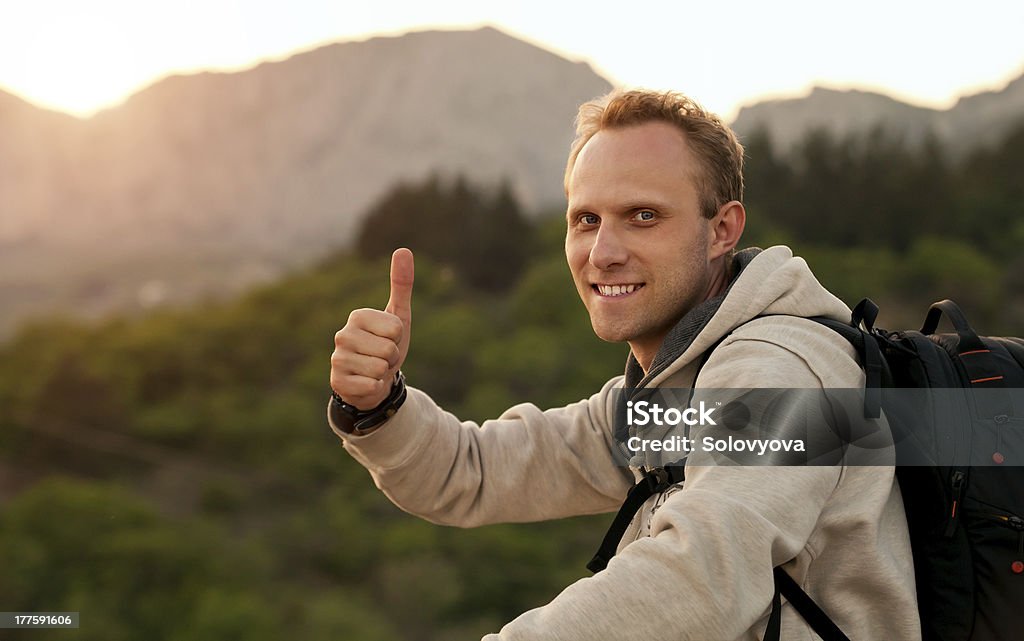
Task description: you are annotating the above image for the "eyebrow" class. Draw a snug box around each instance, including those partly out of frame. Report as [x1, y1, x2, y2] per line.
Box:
[616, 200, 670, 213]
[567, 199, 671, 218]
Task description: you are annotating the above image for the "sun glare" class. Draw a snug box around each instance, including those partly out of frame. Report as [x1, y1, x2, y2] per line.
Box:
[5, 13, 147, 116]
[1, 1, 264, 117]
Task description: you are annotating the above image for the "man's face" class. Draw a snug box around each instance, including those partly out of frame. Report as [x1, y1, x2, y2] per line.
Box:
[565, 121, 716, 368]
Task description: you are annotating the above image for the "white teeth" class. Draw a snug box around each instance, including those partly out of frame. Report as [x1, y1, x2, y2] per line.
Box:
[597, 284, 640, 296]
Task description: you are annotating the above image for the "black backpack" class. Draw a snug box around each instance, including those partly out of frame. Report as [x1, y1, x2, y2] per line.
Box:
[589, 299, 1024, 641]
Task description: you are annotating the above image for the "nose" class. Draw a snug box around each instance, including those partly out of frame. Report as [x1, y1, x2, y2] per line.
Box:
[589, 223, 628, 271]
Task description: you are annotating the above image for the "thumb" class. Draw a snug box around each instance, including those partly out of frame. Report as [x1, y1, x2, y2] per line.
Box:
[385, 248, 414, 326]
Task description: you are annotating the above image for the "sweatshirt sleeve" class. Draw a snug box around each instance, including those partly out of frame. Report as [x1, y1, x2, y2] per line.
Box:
[330, 376, 634, 527]
[481, 338, 844, 640]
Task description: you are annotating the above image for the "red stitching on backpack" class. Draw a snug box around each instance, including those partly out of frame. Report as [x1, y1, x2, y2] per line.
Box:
[959, 349, 991, 356]
[970, 376, 1004, 384]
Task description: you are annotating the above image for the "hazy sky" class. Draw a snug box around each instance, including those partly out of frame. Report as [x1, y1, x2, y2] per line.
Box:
[2, 0, 1023, 120]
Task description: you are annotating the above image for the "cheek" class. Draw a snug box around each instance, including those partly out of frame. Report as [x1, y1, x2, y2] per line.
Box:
[565, 240, 589, 275]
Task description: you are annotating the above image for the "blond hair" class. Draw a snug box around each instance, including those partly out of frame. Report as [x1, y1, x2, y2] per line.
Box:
[565, 90, 745, 219]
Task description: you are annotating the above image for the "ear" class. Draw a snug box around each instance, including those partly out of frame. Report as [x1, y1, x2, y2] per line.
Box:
[708, 200, 745, 261]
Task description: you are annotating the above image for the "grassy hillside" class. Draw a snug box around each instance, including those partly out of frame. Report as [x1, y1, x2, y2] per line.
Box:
[0, 220, 627, 641]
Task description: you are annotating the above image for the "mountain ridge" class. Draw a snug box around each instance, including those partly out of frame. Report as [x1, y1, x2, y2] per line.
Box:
[732, 69, 1024, 153]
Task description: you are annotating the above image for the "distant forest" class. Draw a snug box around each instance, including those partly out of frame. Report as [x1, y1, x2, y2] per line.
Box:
[0, 121, 1021, 640]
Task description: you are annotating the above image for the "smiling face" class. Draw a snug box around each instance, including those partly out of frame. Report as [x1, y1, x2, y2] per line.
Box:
[565, 121, 724, 370]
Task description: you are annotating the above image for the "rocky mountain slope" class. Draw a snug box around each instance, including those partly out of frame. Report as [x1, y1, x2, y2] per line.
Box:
[0, 27, 611, 334]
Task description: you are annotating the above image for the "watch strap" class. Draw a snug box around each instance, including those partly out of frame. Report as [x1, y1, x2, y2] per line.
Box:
[330, 372, 407, 435]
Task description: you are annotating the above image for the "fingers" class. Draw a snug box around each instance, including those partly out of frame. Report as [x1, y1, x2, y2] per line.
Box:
[331, 311, 404, 409]
[329, 373, 392, 409]
[333, 350, 394, 380]
[334, 323, 402, 367]
[330, 334, 398, 410]
[386, 248, 414, 326]
[346, 308, 404, 344]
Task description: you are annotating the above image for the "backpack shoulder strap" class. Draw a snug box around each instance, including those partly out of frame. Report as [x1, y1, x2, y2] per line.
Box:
[586, 464, 685, 573]
[765, 568, 852, 641]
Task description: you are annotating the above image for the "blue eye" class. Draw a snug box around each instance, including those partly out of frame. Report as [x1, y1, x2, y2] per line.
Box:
[634, 210, 656, 221]
[580, 214, 599, 225]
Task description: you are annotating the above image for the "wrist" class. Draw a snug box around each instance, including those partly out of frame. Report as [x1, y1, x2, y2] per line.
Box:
[330, 372, 407, 435]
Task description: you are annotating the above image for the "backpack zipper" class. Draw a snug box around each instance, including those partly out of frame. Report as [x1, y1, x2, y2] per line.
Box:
[979, 512, 1024, 531]
[945, 470, 967, 537]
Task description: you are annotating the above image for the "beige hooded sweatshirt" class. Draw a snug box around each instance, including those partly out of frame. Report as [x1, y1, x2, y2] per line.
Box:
[331, 246, 921, 641]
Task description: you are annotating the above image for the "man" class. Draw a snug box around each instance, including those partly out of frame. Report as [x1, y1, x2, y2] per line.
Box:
[328, 90, 920, 640]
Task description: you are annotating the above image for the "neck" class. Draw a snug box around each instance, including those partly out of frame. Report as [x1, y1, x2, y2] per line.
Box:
[633, 346, 658, 376]
[704, 256, 731, 301]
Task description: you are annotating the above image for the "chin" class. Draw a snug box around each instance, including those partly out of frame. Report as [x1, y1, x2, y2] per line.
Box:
[590, 322, 634, 344]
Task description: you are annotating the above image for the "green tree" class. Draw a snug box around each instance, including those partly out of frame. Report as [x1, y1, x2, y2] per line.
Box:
[356, 174, 534, 291]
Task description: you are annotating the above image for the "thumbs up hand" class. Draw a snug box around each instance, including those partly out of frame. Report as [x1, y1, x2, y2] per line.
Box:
[331, 248, 414, 410]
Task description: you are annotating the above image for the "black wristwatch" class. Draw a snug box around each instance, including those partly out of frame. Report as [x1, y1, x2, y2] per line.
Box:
[330, 372, 407, 435]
